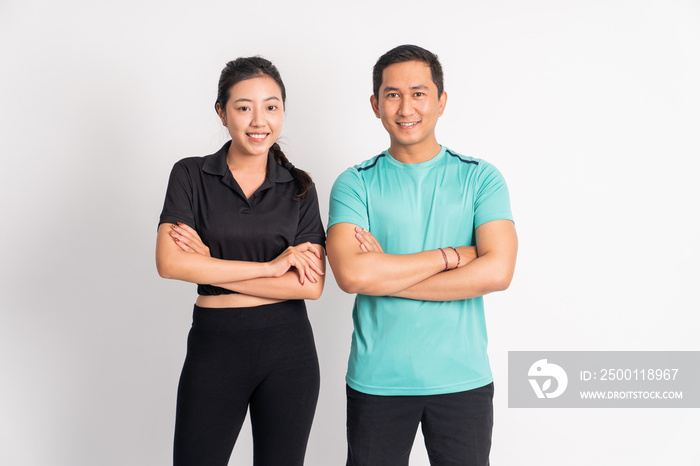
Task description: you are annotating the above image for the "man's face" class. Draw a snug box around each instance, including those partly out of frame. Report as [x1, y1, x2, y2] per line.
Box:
[371, 60, 446, 154]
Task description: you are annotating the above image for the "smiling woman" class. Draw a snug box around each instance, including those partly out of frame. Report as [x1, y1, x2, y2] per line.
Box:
[216, 74, 283, 165]
[155, 57, 326, 466]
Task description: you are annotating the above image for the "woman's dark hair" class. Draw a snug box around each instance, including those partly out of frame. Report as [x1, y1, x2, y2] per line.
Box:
[215, 56, 313, 200]
[372, 44, 444, 98]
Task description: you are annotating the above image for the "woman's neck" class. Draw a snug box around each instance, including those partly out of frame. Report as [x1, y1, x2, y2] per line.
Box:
[226, 148, 268, 173]
[227, 149, 268, 199]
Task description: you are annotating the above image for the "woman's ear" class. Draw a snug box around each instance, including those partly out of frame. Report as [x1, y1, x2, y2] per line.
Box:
[215, 102, 227, 126]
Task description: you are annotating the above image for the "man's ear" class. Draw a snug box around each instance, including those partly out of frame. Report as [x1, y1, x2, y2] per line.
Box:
[438, 91, 447, 117]
[370, 94, 381, 118]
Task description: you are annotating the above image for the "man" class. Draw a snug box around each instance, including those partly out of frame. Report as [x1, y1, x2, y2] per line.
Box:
[326, 44, 518, 466]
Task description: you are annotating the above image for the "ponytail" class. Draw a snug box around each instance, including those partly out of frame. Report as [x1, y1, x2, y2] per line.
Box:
[270, 143, 313, 200]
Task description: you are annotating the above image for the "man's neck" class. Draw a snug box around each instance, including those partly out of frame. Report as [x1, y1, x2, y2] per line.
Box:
[388, 140, 442, 164]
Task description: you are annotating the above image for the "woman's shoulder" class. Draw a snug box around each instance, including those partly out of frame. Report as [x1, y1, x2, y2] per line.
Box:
[172, 155, 206, 169]
[172, 142, 230, 172]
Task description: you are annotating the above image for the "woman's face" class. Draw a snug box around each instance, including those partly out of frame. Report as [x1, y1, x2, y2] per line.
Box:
[218, 75, 284, 158]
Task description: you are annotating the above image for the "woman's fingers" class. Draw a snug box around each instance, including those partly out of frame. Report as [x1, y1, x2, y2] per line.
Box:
[296, 242, 322, 259]
[303, 250, 325, 276]
[169, 228, 189, 247]
[269, 245, 324, 284]
[292, 251, 318, 284]
[172, 223, 200, 244]
[170, 223, 210, 256]
[172, 235, 195, 253]
[268, 248, 305, 283]
[175, 222, 197, 235]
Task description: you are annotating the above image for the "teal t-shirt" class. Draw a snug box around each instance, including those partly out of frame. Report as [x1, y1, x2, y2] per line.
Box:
[328, 146, 513, 395]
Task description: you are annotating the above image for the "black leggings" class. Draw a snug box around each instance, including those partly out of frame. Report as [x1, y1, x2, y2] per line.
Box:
[173, 301, 320, 466]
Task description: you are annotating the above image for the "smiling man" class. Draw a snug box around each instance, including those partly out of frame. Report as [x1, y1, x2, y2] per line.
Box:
[326, 45, 518, 466]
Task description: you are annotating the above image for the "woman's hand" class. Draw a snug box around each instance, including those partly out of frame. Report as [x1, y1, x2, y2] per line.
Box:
[169, 224, 323, 285]
[267, 243, 324, 285]
[169, 223, 211, 257]
[354, 226, 384, 253]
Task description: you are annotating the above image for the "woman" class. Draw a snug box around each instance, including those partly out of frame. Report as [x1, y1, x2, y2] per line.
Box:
[156, 57, 325, 466]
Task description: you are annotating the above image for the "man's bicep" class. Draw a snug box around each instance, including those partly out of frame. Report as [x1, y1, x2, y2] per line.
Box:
[474, 219, 518, 292]
[326, 223, 361, 263]
[475, 219, 518, 262]
[326, 222, 367, 293]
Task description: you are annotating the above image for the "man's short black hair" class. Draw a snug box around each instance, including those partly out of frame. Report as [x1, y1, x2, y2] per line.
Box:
[372, 44, 444, 97]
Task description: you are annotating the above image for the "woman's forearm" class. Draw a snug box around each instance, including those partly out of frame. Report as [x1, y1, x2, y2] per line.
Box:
[156, 224, 271, 284]
[215, 271, 325, 300]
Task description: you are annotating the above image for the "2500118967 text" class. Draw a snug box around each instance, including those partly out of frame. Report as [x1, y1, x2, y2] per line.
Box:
[580, 369, 679, 382]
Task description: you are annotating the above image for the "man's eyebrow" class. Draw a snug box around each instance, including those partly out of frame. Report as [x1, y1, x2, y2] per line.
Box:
[382, 85, 430, 93]
[232, 96, 281, 103]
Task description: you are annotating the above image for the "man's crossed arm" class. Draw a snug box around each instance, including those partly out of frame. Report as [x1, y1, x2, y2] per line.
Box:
[326, 220, 517, 301]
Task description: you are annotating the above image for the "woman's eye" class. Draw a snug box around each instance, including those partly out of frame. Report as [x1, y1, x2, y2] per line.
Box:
[267, 105, 278, 111]
[238, 106, 250, 111]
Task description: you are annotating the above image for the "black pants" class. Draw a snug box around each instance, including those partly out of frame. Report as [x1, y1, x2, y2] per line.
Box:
[346, 383, 494, 466]
[173, 301, 320, 466]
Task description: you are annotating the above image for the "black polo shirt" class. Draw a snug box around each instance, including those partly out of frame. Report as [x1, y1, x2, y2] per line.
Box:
[159, 141, 326, 296]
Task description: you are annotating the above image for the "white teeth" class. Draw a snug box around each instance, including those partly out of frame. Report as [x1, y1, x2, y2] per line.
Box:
[399, 122, 418, 127]
[248, 133, 267, 139]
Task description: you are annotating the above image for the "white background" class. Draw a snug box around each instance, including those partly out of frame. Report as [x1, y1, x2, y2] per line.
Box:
[1, 0, 699, 465]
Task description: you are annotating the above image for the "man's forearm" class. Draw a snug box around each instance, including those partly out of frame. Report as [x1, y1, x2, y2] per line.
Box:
[329, 249, 447, 296]
[393, 219, 518, 301]
[327, 223, 456, 295]
[391, 251, 514, 301]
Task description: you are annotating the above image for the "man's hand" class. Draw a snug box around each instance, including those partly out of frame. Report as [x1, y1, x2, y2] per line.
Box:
[354, 226, 384, 253]
[354, 226, 477, 270]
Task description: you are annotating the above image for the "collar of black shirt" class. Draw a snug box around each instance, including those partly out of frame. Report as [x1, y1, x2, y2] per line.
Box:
[201, 141, 294, 184]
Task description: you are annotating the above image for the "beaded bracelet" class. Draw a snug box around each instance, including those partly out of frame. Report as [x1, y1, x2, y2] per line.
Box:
[449, 246, 461, 269]
[438, 248, 449, 271]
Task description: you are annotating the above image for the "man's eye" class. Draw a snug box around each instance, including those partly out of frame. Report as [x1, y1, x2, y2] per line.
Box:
[414, 92, 425, 97]
[387, 93, 399, 98]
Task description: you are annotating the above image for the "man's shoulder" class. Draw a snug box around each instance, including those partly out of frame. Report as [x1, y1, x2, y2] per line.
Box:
[351, 151, 389, 173]
[444, 147, 481, 167]
[442, 147, 506, 180]
[332, 151, 388, 186]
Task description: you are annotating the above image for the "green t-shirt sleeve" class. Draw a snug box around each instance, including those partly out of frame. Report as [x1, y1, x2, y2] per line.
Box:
[474, 161, 513, 228]
[328, 167, 369, 230]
